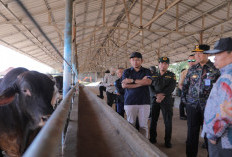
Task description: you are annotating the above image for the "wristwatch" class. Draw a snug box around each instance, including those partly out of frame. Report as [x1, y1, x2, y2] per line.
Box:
[132, 79, 136, 84]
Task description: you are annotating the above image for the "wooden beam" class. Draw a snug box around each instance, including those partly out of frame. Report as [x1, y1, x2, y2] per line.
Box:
[176, 3, 179, 32]
[202, 15, 205, 30]
[140, 0, 143, 26]
[220, 25, 224, 38]
[227, 0, 231, 20]
[199, 32, 203, 44]
[121, 0, 182, 47]
[123, 0, 132, 27]
[76, 27, 102, 45]
[205, 27, 215, 44]
[102, 0, 106, 26]
[148, 0, 161, 29]
[144, 0, 182, 28]
[117, 29, 121, 45]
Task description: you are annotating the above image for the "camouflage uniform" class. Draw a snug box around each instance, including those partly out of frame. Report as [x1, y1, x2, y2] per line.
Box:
[181, 60, 220, 157]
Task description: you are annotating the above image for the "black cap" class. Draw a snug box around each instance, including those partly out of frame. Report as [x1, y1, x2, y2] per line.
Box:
[192, 44, 210, 52]
[130, 52, 142, 59]
[204, 37, 232, 54]
[159, 57, 170, 64]
[105, 70, 110, 73]
[150, 66, 156, 72]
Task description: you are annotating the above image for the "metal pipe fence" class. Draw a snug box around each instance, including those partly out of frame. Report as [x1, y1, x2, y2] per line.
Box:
[23, 84, 79, 157]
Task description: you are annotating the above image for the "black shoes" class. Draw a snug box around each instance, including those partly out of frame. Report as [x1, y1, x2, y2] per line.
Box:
[201, 142, 207, 149]
[149, 138, 157, 144]
[97, 95, 104, 99]
[180, 115, 187, 120]
[150, 139, 172, 148]
[165, 142, 172, 148]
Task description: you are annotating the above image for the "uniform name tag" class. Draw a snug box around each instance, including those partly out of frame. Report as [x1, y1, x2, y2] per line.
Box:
[205, 79, 211, 86]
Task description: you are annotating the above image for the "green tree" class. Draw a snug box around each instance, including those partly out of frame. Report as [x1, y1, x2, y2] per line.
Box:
[168, 61, 188, 81]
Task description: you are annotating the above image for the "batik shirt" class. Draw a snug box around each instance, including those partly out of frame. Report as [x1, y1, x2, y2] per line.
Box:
[181, 60, 220, 110]
[202, 63, 232, 148]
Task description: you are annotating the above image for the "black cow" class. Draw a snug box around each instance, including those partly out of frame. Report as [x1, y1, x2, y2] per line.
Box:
[54, 76, 63, 94]
[0, 68, 59, 157]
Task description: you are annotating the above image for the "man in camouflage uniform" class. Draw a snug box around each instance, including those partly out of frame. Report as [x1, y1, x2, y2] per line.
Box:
[149, 57, 176, 148]
[182, 45, 220, 157]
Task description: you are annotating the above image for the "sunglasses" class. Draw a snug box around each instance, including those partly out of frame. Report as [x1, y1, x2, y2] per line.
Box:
[188, 59, 196, 62]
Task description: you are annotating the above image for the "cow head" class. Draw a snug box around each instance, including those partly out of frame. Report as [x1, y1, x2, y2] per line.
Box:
[0, 67, 29, 106]
[0, 69, 60, 156]
[0, 71, 59, 126]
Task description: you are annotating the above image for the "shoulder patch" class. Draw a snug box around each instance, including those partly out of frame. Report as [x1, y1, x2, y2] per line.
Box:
[165, 76, 172, 78]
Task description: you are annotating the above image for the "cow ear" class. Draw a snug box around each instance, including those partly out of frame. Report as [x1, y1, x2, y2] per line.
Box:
[0, 84, 19, 106]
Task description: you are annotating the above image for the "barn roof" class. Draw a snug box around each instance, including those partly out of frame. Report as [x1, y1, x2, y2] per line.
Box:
[0, 0, 231, 72]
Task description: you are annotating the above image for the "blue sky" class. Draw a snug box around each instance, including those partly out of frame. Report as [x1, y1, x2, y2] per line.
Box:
[0, 45, 54, 73]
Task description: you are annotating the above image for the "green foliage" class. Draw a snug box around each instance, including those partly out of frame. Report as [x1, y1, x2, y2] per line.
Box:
[168, 61, 188, 81]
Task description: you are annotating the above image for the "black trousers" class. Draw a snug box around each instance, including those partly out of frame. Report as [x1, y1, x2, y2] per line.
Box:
[106, 91, 116, 108]
[179, 101, 186, 117]
[99, 86, 106, 97]
[150, 98, 173, 143]
[116, 95, 124, 117]
[186, 104, 207, 157]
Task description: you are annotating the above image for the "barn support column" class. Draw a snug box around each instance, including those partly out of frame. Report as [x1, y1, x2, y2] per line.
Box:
[63, 0, 73, 98]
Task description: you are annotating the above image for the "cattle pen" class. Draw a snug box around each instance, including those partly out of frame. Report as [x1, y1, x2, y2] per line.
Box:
[22, 84, 208, 157]
[23, 84, 167, 157]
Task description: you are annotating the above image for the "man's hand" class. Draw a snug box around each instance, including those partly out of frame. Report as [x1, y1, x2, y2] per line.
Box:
[209, 139, 216, 145]
[122, 78, 133, 84]
[156, 93, 165, 103]
[143, 76, 148, 79]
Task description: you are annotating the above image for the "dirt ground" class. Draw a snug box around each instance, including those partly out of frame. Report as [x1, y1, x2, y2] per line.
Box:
[85, 86, 207, 157]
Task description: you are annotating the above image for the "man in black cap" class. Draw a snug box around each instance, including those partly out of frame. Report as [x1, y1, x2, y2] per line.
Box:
[122, 52, 152, 138]
[182, 44, 220, 157]
[202, 37, 232, 157]
[149, 57, 176, 148]
[97, 70, 110, 99]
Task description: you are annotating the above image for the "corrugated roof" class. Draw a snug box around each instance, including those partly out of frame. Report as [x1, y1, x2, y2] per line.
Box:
[0, 0, 231, 72]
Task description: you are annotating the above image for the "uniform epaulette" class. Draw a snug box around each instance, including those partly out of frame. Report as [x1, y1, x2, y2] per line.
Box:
[165, 76, 172, 79]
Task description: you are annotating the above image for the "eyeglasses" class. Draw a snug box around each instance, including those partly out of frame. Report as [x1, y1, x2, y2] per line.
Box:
[188, 59, 196, 62]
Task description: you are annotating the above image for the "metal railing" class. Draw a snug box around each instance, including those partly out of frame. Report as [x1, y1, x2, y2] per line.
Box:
[23, 84, 79, 157]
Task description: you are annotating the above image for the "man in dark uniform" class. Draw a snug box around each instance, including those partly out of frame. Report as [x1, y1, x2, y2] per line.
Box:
[149, 57, 176, 148]
[181, 44, 220, 157]
[149, 66, 157, 118]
